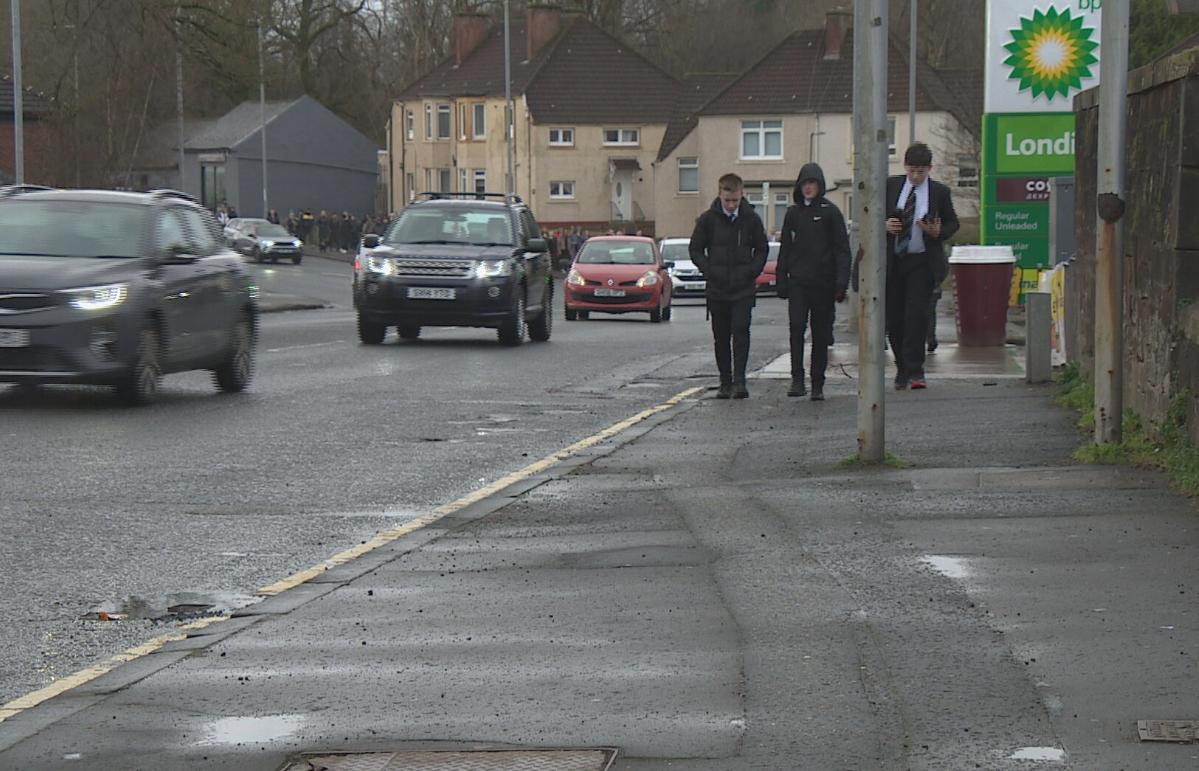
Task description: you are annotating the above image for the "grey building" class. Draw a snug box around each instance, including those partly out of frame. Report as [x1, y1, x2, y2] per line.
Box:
[131, 95, 380, 219]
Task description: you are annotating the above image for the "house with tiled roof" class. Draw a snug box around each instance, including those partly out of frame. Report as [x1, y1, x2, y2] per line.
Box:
[389, 5, 682, 233]
[652, 9, 983, 239]
[0, 76, 56, 185]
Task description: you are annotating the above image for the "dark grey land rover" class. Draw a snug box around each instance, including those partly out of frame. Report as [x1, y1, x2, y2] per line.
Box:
[353, 193, 553, 346]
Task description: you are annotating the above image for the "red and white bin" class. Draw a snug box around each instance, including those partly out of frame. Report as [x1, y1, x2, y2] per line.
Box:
[948, 246, 1016, 347]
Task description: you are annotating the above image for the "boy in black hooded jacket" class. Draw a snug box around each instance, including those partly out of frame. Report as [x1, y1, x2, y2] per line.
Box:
[776, 162, 850, 401]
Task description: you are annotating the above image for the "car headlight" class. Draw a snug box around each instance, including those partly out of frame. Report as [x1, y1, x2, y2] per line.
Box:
[475, 259, 512, 278]
[566, 268, 586, 286]
[635, 271, 660, 287]
[62, 283, 129, 310]
[366, 253, 396, 275]
[261, 240, 275, 247]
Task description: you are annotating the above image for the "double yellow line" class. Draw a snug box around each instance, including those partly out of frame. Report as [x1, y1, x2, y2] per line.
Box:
[0, 386, 703, 724]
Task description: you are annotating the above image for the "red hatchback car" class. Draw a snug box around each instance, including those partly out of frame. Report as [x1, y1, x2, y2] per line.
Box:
[756, 241, 780, 294]
[564, 236, 673, 322]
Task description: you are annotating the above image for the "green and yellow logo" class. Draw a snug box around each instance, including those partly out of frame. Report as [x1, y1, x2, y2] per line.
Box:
[1003, 6, 1098, 101]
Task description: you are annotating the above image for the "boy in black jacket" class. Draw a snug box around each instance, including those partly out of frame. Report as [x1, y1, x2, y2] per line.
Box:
[777, 163, 850, 401]
[689, 173, 769, 399]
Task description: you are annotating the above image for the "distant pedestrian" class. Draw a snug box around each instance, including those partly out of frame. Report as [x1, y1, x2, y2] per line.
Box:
[776, 162, 850, 401]
[266, 208, 280, 224]
[885, 142, 959, 390]
[568, 226, 587, 260]
[318, 210, 331, 253]
[688, 172, 769, 399]
[300, 208, 315, 244]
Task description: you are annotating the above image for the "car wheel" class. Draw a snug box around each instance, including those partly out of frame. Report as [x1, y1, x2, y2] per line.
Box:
[292, 254, 302, 265]
[213, 315, 255, 393]
[358, 313, 387, 345]
[397, 324, 421, 340]
[578, 311, 589, 320]
[116, 327, 161, 406]
[564, 306, 578, 321]
[650, 301, 663, 323]
[663, 303, 672, 322]
[497, 288, 527, 346]
[528, 283, 552, 342]
[252, 247, 263, 264]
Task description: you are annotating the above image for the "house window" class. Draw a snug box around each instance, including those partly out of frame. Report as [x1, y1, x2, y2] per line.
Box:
[472, 103, 486, 139]
[741, 120, 783, 160]
[887, 116, 897, 156]
[459, 103, 467, 140]
[424, 168, 434, 191]
[549, 181, 575, 199]
[602, 128, 639, 146]
[438, 168, 452, 192]
[437, 104, 451, 140]
[406, 172, 415, 201]
[406, 110, 414, 141]
[956, 153, 980, 187]
[424, 104, 432, 140]
[549, 128, 574, 146]
[473, 169, 487, 193]
[459, 168, 468, 192]
[678, 157, 698, 193]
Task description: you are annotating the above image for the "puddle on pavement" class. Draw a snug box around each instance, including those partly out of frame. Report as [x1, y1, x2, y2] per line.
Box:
[920, 555, 970, 579]
[82, 591, 261, 621]
[1009, 747, 1067, 761]
[196, 714, 303, 746]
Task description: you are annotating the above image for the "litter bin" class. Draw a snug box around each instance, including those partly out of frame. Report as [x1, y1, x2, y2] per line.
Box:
[949, 245, 1016, 346]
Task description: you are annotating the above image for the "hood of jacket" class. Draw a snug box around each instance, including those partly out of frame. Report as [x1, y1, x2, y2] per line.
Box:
[793, 163, 827, 202]
[708, 196, 757, 219]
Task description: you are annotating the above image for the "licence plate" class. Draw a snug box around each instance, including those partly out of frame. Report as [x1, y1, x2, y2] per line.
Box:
[683, 282, 704, 290]
[593, 288, 626, 298]
[0, 328, 29, 347]
[408, 287, 455, 300]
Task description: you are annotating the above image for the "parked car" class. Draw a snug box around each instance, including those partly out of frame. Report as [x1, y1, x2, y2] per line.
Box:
[0, 186, 258, 405]
[564, 236, 672, 322]
[353, 192, 553, 346]
[659, 237, 705, 297]
[227, 220, 304, 264]
[756, 242, 780, 294]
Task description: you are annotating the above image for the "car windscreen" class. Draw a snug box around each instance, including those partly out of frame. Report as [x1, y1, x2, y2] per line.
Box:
[577, 242, 655, 265]
[385, 207, 513, 246]
[0, 200, 145, 258]
[255, 224, 292, 238]
[660, 243, 690, 262]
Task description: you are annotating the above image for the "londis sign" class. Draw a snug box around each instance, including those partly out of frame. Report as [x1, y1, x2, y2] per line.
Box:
[985, 113, 1077, 175]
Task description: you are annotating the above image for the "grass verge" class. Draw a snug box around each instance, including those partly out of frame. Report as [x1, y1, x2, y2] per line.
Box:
[841, 452, 909, 469]
[1054, 363, 1199, 495]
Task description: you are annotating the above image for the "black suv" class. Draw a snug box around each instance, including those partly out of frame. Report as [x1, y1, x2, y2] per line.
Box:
[354, 193, 553, 346]
[0, 186, 258, 405]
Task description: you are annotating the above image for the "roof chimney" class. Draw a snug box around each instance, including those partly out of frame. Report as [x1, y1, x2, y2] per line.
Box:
[824, 7, 853, 60]
[527, 3, 562, 60]
[455, 12, 488, 65]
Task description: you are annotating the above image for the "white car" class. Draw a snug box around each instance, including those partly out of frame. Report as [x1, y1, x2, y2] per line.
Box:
[659, 237, 705, 297]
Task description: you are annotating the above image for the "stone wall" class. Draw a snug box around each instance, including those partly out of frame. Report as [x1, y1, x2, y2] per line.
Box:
[1072, 49, 1199, 442]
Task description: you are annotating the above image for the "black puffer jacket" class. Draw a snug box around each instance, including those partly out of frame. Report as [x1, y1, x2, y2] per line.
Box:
[777, 162, 850, 292]
[687, 198, 769, 302]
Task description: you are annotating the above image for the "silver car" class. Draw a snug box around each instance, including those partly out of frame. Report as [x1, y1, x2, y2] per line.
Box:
[659, 237, 705, 297]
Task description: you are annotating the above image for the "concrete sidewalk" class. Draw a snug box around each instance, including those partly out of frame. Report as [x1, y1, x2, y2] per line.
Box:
[2, 318, 1197, 770]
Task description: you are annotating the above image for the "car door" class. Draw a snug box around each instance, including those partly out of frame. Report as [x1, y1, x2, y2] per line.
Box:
[154, 207, 209, 365]
[519, 210, 550, 311]
[179, 206, 238, 359]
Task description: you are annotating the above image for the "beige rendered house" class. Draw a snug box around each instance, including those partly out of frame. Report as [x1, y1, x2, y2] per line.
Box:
[388, 6, 681, 235]
[653, 9, 982, 241]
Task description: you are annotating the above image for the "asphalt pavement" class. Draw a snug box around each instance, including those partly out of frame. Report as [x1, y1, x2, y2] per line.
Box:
[2, 300, 1197, 771]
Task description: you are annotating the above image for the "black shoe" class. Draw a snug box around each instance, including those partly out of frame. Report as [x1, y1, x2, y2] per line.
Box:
[732, 382, 749, 399]
[927, 339, 938, 353]
[810, 383, 824, 401]
[787, 379, 806, 397]
[716, 382, 733, 399]
[894, 373, 910, 391]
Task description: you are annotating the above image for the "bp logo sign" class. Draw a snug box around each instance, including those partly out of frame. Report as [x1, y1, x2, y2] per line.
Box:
[1002, 6, 1098, 101]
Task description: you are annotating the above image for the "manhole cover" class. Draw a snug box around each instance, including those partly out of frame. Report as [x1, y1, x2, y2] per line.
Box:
[286, 749, 618, 771]
[1138, 720, 1198, 742]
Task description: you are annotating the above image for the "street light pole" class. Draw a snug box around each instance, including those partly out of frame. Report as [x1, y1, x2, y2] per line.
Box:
[909, 0, 917, 144]
[176, 14, 185, 193]
[258, 20, 268, 217]
[503, 0, 514, 195]
[10, 0, 24, 184]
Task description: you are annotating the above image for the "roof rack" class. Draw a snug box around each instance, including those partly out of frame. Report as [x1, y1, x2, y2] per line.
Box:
[0, 184, 55, 200]
[414, 191, 523, 205]
[149, 188, 199, 204]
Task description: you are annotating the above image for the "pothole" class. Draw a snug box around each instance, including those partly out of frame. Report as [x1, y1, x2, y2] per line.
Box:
[80, 591, 260, 621]
[283, 749, 617, 771]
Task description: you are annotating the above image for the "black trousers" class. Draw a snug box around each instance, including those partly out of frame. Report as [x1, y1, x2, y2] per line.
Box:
[886, 260, 935, 379]
[708, 296, 755, 385]
[787, 285, 835, 384]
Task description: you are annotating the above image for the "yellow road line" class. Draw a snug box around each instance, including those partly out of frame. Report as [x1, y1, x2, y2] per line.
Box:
[0, 615, 229, 723]
[0, 386, 702, 724]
